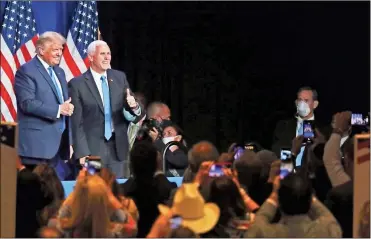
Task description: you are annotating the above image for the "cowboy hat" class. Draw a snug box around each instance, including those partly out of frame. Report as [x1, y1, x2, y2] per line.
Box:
[158, 183, 220, 234]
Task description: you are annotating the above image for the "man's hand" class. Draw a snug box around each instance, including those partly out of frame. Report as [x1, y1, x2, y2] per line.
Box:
[333, 111, 352, 133]
[60, 97, 74, 116]
[79, 156, 89, 166]
[149, 127, 159, 142]
[291, 135, 304, 156]
[268, 160, 281, 183]
[126, 89, 138, 109]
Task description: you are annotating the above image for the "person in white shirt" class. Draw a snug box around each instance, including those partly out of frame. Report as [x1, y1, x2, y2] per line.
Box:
[69, 40, 140, 178]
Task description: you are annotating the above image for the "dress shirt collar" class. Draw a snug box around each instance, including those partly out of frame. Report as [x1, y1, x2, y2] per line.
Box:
[37, 55, 52, 71]
[296, 115, 315, 123]
[90, 67, 107, 81]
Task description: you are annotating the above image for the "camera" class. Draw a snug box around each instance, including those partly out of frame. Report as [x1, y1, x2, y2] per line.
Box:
[136, 118, 167, 141]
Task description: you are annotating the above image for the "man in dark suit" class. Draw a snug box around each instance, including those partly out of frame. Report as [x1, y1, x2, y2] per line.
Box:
[69, 40, 141, 178]
[14, 31, 74, 180]
[271, 86, 326, 167]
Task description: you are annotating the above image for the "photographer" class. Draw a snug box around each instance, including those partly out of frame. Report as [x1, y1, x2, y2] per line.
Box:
[147, 120, 188, 177]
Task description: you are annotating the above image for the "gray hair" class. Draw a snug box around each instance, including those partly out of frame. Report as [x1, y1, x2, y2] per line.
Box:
[35, 31, 66, 54]
[87, 40, 109, 56]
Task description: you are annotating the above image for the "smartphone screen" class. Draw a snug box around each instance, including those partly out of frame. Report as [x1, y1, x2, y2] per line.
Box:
[170, 216, 182, 229]
[84, 160, 101, 175]
[234, 146, 245, 160]
[209, 164, 224, 177]
[280, 161, 293, 179]
[280, 149, 291, 160]
[351, 113, 369, 126]
[303, 120, 315, 139]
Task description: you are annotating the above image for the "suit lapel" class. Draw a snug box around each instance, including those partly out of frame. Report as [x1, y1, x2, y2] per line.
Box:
[84, 70, 104, 114]
[54, 67, 68, 101]
[107, 69, 119, 111]
[35, 57, 60, 102]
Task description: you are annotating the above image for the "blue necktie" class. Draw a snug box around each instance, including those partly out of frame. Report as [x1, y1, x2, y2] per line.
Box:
[101, 76, 112, 140]
[296, 122, 305, 166]
[48, 67, 65, 132]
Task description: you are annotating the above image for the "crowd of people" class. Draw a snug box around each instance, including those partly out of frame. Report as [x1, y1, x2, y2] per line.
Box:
[12, 30, 370, 238]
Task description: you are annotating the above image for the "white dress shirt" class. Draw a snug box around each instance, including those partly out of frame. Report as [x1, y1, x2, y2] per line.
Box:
[37, 55, 64, 118]
[90, 68, 114, 132]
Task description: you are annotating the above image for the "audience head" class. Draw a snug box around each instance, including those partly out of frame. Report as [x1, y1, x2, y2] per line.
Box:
[278, 173, 313, 216]
[160, 103, 171, 120]
[188, 141, 219, 173]
[61, 175, 112, 237]
[35, 31, 66, 66]
[208, 176, 246, 225]
[169, 226, 199, 238]
[33, 164, 65, 201]
[158, 183, 220, 234]
[38, 226, 62, 238]
[256, 150, 278, 181]
[296, 86, 319, 119]
[162, 122, 186, 146]
[87, 40, 111, 74]
[233, 150, 263, 192]
[130, 141, 158, 179]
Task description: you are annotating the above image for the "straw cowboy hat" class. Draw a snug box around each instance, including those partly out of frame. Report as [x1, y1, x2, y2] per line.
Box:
[158, 183, 220, 234]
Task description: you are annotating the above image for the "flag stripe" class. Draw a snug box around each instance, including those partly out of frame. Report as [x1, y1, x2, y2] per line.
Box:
[60, 1, 98, 82]
[1, 1, 39, 122]
[62, 43, 82, 78]
[0, 81, 17, 120]
[0, 52, 15, 81]
[20, 44, 32, 62]
[1, 68, 17, 109]
[1, 98, 14, 122]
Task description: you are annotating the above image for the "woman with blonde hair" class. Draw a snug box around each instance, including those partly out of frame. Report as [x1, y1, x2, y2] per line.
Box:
[51, 171, 131, 237]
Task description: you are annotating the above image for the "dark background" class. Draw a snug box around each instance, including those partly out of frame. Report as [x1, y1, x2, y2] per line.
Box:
[98, 1, 370, 151]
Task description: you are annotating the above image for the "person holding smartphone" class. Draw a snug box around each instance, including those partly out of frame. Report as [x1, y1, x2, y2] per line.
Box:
[271, 86, 330, 167]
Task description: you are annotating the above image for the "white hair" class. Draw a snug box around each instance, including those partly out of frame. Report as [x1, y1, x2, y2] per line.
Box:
[87, 40, 109, 56]
[35, 31, 66, 54]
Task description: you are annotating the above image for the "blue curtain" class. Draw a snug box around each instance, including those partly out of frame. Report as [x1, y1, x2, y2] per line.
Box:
[0, 1, 78, 37]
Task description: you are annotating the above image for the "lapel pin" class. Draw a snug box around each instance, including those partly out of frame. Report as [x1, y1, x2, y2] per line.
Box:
[109, 79, 113, 82]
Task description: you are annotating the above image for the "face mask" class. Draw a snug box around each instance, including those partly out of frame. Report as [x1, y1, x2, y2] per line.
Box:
[297, 101, 311, 118]
[162, 136, 176, 145]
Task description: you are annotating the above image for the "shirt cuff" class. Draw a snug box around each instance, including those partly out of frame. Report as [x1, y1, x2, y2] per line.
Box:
[57, 105, 61, 118]
[133, 106, 141, 116]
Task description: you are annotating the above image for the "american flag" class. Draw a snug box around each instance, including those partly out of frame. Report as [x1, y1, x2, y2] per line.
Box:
[59, 1, 99, 82]
[0, 1, 38, 122]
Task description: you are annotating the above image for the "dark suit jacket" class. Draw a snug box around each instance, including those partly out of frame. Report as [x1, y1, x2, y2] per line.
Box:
[69, 69, 134, 161]
[14, 57, 71, 160]
[325, 181, 353, 238]
[271, 117, 331, 157]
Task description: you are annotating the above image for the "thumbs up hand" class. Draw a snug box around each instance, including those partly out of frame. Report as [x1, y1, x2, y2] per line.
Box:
[126, 88, 138, 109]
[60, 97, 74, 116]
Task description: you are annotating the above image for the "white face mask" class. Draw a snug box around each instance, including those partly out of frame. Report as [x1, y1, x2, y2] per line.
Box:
[297, 101, 311, 118]
[162, 136, 176, 145]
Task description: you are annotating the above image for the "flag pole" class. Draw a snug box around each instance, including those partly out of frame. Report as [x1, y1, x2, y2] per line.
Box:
[98, 28, 102, 40]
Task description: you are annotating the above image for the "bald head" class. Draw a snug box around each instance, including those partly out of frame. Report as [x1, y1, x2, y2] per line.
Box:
[188, 141, 219, 172]
[147, 101, 171, 120]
